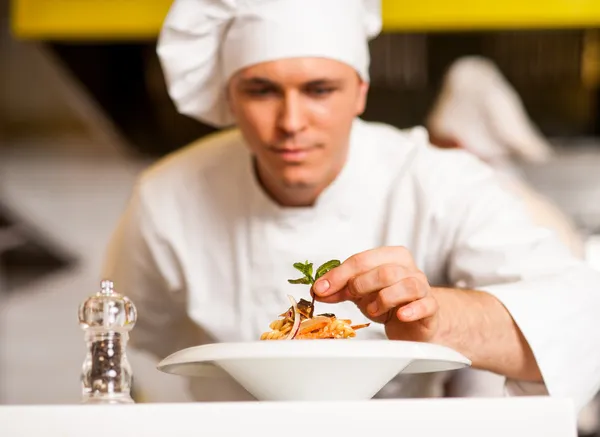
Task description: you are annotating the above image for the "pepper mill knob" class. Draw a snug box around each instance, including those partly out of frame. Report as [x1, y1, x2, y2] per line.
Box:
[101, 279, 113, 295]
[78, 279, 137, 404]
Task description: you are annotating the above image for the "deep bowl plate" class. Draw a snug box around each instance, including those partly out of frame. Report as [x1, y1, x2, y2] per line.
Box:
[157, 340, 471, 401]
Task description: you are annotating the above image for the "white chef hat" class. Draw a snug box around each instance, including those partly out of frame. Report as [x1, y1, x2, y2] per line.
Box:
[157, 0, 382, 127]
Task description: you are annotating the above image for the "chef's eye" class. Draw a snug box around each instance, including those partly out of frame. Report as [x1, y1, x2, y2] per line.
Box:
[305, 86, 336, 97]
[244, 86, 279, 97]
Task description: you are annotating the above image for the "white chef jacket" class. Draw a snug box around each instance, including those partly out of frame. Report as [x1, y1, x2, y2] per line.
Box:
[103, 117, 600, 411]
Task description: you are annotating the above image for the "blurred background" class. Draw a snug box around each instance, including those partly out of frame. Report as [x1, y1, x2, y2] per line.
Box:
[1, 0, 600, 433]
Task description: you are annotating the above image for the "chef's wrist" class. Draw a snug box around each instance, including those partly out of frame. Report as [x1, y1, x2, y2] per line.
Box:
[430, 286, 543, 382]
[429, 286, 473, 354]
[430, 286, 501, 369]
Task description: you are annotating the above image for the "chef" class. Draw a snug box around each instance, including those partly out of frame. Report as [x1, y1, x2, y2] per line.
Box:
[103, 0, 600, 409]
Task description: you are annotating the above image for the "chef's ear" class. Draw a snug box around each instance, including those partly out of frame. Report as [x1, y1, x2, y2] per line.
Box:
[355, 78, 369, 116]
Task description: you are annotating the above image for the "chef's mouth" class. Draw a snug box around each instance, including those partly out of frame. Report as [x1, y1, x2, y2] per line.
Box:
[267, 144, 322, 161]
[269, 149, 312, 163]
[269, 141, 324, 151]
[271, 147, 314, 153]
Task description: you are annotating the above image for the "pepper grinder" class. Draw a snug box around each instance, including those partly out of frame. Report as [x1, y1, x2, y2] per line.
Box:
[78, 280, 137, 404]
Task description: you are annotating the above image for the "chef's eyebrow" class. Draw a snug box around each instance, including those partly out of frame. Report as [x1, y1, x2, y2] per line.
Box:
[303, 79, 344, 87]
[238, 77, 278, 87]
[237, 77, 344, 88]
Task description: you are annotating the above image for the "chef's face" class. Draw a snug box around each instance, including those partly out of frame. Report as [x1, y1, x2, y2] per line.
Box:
[227, 57, 368, 206]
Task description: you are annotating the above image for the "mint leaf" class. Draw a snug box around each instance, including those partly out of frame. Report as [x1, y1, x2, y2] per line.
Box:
[306, 262, 313, 279]
[288, 277, 311, 285]
[292, 262, 307, 274]
[293, 261, 314, 283]
[315, 259, 341, 280]
[288, 259, 339, 319]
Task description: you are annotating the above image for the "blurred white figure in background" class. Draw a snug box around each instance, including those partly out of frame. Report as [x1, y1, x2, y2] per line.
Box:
[427, 56, 584, 258]
[427, 56, 553, 167]
[427, 56, 597, 436]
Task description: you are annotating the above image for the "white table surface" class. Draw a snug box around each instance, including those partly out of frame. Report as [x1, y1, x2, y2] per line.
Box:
[0, 396, 576, 437]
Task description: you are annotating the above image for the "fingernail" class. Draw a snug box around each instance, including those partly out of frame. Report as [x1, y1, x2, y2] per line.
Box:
[401, 307, 414, 319]
[314, 279, 330, 295]
[367, 301, 378, 315]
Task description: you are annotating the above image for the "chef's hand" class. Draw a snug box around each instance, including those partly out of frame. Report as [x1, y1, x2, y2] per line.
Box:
[311, 247, 544, 382]
[312, 247, 440, 342]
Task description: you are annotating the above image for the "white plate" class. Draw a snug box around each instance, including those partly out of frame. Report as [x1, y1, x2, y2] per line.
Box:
[157, 340, 471, 401]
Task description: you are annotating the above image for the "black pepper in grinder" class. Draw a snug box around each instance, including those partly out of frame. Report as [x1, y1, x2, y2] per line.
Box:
[78, 280, 137, 404]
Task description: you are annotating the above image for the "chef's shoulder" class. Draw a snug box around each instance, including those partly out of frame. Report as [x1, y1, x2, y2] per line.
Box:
[361, 120, 496, 190]
[387, 123, 513, 219]
[132, 128, 246, 204]
[409, 132, 498, 192]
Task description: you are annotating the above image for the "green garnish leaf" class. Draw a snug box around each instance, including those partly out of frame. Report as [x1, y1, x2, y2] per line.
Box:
[293, 261, 311, 276]
[315, 259, 341, 280]
[288, 259, 340, 319]
[288, 277, 312, 285]
[292, 261, 314, 284]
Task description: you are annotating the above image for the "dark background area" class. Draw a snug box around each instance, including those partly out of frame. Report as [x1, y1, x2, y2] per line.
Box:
[46, 28, 600, 158]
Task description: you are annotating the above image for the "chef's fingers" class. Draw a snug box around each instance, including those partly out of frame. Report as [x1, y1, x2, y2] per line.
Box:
[365, 276, 428, 318]
[396, 294, 438, 322]
[348, 264, 424, 299]
[313, 285, 354, 304]
[313, 246, 415, 297]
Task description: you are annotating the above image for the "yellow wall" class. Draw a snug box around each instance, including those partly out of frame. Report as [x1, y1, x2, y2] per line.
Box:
[11, 0, 600, 40]
[11, 0, 174, 40]
[383, 0, 600, 31]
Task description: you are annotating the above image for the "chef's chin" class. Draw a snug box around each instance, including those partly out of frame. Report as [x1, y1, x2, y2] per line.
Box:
[278, 168, 319, 189]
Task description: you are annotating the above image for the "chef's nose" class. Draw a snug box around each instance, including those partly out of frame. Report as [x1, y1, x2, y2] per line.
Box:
[277, 91, 307, 135]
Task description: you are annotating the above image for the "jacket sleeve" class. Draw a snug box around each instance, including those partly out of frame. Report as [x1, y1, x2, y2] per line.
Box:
[101, 181, 203, 361]
[441, 153, 600, 414]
